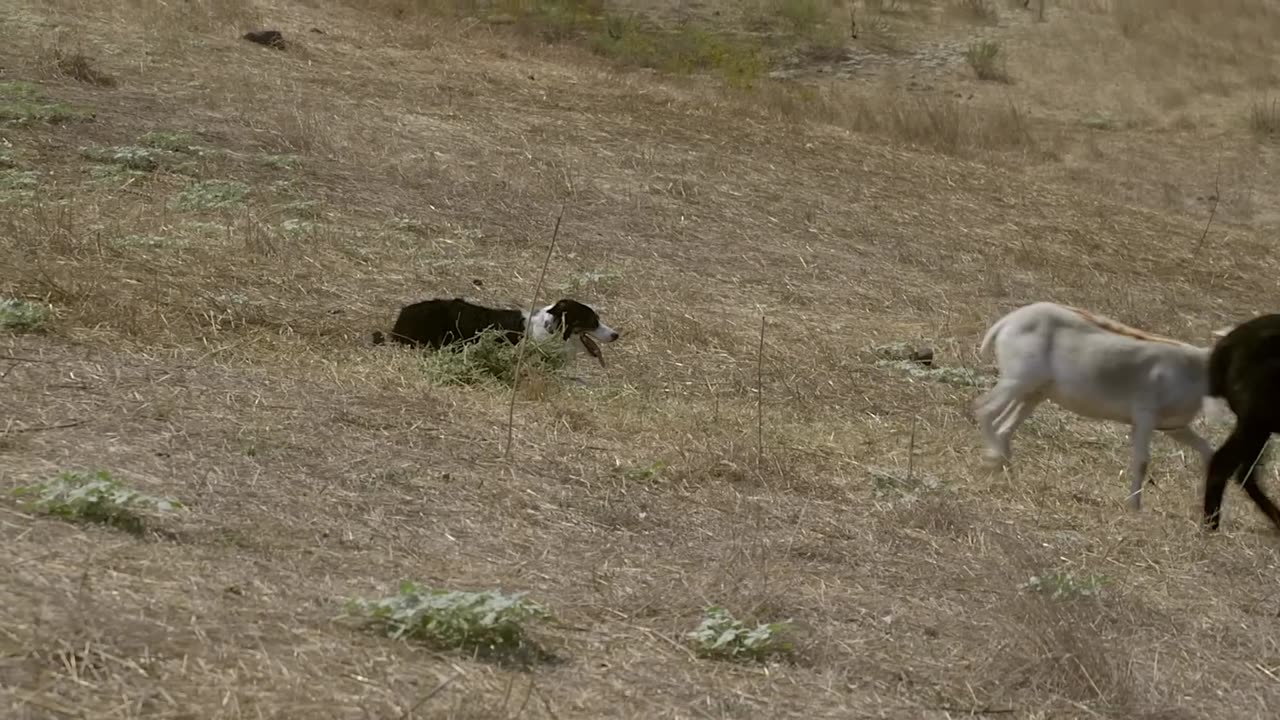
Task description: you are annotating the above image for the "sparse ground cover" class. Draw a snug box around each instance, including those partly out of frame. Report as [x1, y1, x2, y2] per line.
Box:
[3, 0, 1280, 718]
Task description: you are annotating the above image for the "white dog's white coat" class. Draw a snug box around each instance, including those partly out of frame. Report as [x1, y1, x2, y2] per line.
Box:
[973, 301, 1218, 511]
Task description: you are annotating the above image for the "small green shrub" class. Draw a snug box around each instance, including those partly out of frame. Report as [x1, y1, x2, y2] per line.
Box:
[347, 582, 552, 653]
[965, 39, 1009, 82]
[0, 81, 94, 125]
[1021, 571, 1107, 600]
[0, 297, 50, 331]
[417, 327, 569, 387]
[688, 606, 793, 662]
[12, 470, 184, 534]
[175, 180, 250, 210]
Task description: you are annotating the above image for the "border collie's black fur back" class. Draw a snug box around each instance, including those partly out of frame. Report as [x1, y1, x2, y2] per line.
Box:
[1202, 313, 1280, 532]
[372, 298, 525, 348]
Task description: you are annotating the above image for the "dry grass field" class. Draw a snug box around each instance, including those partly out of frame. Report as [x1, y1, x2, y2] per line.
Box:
[3, 0, 1280, 717]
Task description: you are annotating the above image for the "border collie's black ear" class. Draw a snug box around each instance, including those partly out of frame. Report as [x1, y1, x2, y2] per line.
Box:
[548, 299, 572, 316]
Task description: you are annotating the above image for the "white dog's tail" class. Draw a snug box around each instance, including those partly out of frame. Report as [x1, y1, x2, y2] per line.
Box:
[978, 313, 1009, 361]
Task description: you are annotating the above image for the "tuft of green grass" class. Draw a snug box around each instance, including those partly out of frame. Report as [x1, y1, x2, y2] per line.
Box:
[346, 582, 552, 654]
[0, 169, 38, 202]
[1081, 112, 1118, 130]
[81, 145, 181, 172]
[0, 81, 95, 125]
[688, 606, 794, 662]
[12, 470, 184, 535]
[139, 130, 202, 153]
[1021, 571, 1107, 600]
[175, 180, 250, 210]
[964, 39, 1009, 82]
[0, 297, 51, 331]
[260, 153, 301, 169]
[768, 0, 833, 34]
[588, 20, 765, 88]
[623, 460, 668, 482]
[415, 327, 570, 387]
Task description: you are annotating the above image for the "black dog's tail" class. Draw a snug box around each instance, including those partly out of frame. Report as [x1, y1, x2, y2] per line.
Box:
[371, 330, 386, 345]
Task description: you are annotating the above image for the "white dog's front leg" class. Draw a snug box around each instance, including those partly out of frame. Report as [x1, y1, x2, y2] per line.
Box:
[1127, 412, 1155, 512]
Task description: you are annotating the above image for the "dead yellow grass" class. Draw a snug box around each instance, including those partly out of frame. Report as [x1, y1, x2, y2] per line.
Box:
[3, 1, 1280, 718]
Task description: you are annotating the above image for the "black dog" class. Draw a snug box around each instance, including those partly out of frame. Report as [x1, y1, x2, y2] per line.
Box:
[372, 297, 620, 364]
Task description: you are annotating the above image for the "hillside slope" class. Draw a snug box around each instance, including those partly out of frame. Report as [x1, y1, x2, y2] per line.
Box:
[3, 1, 1280, 718]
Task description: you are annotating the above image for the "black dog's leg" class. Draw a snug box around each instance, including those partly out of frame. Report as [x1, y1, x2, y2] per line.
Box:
[1205, 427, 1246, 531]
[1235, 433, 1280, 532]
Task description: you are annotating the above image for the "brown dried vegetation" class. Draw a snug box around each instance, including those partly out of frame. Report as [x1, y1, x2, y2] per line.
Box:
[3, 0, 1280, 718]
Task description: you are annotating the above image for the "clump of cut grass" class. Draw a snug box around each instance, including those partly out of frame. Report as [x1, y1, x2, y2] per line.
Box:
[0, 81, 95, 125]
[870, 466, 945, 503]
[175, 180, 250, 210]
[49, 48, 117, 87]
[965, 39, 1009, 82]
[1021, 571, 1107, 600]
[947, 0, 999, 24]
[0, 297, 51, 331]
[12, 470, 184, 535]
[688, 606, 794, 662]
[556, 267, 623, 295]
[346, 582, 552, 656]
[875, 358, 990, 387]
[416, 328, 569, 387]
[1248, 98, 1279, 140]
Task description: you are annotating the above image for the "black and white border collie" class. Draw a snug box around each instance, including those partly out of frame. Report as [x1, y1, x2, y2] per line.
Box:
[371, 297, 620, 365]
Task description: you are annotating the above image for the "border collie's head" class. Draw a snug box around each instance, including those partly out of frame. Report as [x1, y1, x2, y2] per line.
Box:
[531, 299, 620, 364]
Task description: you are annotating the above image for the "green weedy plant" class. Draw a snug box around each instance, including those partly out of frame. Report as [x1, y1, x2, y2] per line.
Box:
[175, 180, 250, 211]
[418, 328, 569, 387]
[0, 297, 51, 331]
[347, 582, 552, 654]
[12, 470, 184, 534]
[688, 606, 794, 662]
[1021, 571, 1107, 600]
[80, 145, 182, 172]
